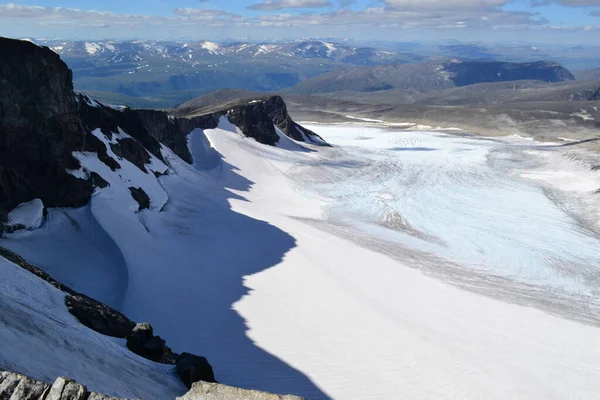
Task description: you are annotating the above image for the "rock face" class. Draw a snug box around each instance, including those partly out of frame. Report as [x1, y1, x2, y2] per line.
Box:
[0, 37, 325, 233]
[0, 37, 94, 232]
[227, 96, 325, 144]
[177, 381, 307, 400]
[176, 353, 217, 389]
[126, 323, 178, 364]
[65, 294, 136, 338]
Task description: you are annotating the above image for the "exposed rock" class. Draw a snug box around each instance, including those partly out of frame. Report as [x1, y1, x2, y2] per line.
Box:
[110, 138, 150, 172]
[0, 371, 23, 399]
[128, 187, 150, 211]
[10, 376, 50, 399]
[176, 381, 306, 400]
[227, 102, 280, 145]
[88, 394, 129, 400]
[261, 96, 325, 144]
[89, 172, 109, 189]
[65, 294, 136, 338]
[46, 377, 87, 400]
[176, 353, 217, 389]
[174, 94, 327, 146]
[126, 323, 178, 364]
[0, 37, 95, 229]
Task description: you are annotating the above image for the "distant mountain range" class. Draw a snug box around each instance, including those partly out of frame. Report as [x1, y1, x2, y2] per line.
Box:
[289, 60, 576, 95]
[20, 38, 600, 109]
[31, 39, 420, 106]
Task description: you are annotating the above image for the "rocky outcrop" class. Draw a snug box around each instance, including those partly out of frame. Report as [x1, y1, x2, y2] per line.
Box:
[226, 96, 326, 145]
[0, 37, 325, 233]
[174, 94, 327, 146]
[126, 323, 178, 364]
[176, 353, 217, 389]
[0, 372, 128, 400]
[1, 371, 306, 400]
[0, 38, 95, 233]
[590, 87, 600, 101]
[0, 371, 49, 399]
[176, 381, 306, 400]
[65, 294, 136, 339]
[128, 187, 150, 211]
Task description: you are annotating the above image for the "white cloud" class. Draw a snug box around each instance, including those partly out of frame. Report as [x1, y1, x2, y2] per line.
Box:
[0, 1, 594, 43]
[383, 0, 509, 10]
[556, 0, 600, 5]
[248, 0, 333, 10]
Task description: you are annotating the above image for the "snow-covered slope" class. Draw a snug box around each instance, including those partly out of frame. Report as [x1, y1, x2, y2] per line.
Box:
[3, 115, 600, 399]
[0, 255, 186, 399]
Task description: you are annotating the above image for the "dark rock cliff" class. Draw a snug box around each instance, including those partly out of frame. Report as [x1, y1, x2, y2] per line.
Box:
[227, 95, 325, 144]
[0, 37, 94, 229]
[173, 92, 328, 145]
[0, 37, 324, 232]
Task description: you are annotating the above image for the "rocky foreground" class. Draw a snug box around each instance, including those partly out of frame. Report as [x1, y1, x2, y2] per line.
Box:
[0, 371, 305, 400]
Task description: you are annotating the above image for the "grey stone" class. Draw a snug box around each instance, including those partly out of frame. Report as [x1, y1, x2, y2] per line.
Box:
[46, 377, 87, 400]
[88, 393, 130, 400]
[0, 372, 23, 399]
[177, 381, 306, 400]
[60, 382, 87, 400]
[8, 376, 49, 400]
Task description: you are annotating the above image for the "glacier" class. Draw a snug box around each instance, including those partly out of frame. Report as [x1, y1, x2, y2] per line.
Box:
[2, 119, 600, 399]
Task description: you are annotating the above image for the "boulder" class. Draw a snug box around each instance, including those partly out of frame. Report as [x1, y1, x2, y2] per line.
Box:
[126, 323, 178, 364]
[0, 371, 24, 399]
[177, 381, 306, 400]
[65, 294, 136, 338]
[46, 377, 88, 400]
[0, 371, 132, 400]
[176, 353, 217, 389]
[8, 376, 49, 399]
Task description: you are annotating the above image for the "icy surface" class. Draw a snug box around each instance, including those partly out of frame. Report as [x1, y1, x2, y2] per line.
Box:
[0, 256, 186, 399]
[297, 125, 600, 295]
[3, 120, 600, 399]
[6, 199, 44, 230]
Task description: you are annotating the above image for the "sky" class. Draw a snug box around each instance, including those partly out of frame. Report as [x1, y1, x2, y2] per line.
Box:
[0, 0, 599, 44]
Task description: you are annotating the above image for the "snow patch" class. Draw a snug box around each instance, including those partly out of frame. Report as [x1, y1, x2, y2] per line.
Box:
[72, 129, 168, 212]
[84, 42, 102, 56]
[6, 199, 44, 231]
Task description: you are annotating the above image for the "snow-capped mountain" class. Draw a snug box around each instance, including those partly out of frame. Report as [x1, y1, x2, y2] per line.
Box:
[43, 39, 406, 65]
[21, 38, 419, 108]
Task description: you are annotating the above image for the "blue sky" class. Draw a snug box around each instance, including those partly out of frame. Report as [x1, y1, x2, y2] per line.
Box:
[0, 1, 599, 44]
